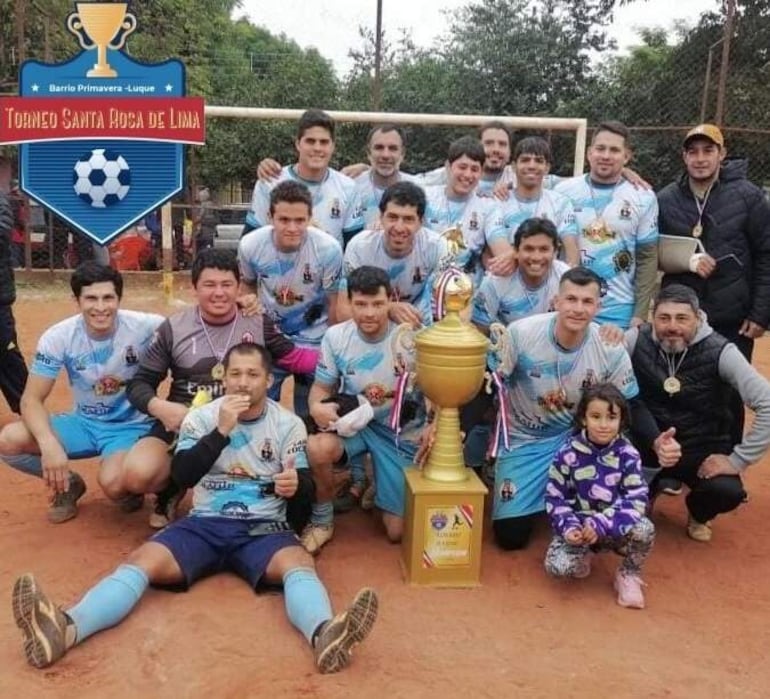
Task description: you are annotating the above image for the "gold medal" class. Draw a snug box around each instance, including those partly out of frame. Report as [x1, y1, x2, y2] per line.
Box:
[692, 224, 703, 238]
[211, 362, 225, 381]
[663, 376, 681, 395]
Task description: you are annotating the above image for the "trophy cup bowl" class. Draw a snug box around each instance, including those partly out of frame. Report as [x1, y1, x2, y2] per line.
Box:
[415, 269, 489, 482]
[68, 2, 136, 78]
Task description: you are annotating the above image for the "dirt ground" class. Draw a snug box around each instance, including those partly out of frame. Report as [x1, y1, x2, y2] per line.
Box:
[0, 277, 768, 699]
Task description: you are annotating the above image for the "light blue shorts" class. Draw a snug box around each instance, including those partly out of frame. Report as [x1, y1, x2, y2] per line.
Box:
[343, 422, 417, 517]
[50, 413, 153, 459]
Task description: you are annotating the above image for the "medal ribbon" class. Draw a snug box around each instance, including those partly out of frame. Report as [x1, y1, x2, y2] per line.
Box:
[489, 371, 510, 458]
[434, 266, 462, 320]
[389, 370, 411, 442]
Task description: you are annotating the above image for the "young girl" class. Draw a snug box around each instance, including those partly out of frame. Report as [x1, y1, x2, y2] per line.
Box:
[544, 383, 654, 609]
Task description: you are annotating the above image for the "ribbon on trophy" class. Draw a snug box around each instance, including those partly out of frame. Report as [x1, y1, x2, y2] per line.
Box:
[486, 322, 514, 457]
[389, 322, 418, 445]
[433, 266, 465, 321]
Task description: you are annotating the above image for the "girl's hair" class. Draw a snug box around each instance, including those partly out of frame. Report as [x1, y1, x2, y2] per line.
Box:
[573, 382, 631, 433]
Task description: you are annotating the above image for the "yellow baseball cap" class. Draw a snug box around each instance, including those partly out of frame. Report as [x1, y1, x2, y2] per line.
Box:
[683, 124, 724, 148]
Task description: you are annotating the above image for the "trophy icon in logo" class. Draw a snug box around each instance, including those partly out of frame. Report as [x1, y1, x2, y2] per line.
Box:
[67, 2, 137, 78]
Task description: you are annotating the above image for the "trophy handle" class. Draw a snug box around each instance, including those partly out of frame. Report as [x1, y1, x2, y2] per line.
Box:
[488, 322, 513, 376]
[66, 13, 93, 51]
[110, 13, 137, 50]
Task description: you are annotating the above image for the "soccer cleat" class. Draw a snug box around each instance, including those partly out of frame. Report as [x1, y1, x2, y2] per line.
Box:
[687, 516, 713, 543]
[300, 523, 335, 555]
[614, 569, 646, 609]
[12, 574, 71, 668]
[149, 483, 186, 530]
[314, 588, 379, 674]
[47, 472, 87, 524]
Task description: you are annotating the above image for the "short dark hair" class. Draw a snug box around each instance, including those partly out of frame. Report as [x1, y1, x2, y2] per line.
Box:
[653, 283, 700, 313]
[367, 123, 405, 149]
[269, 180, 313, 216]
[379, 181, 426, 219]
[559, 266, 603, 292]
[223, 341, 273, 373]
[446, 136, 485, 166]
[514, 136, 551, 163]
[574, 382, 631, 433]
[592, 121, 631, 147]
[296, 108, 335, 141]
[346, 265, 392, 300]
[513, 217, 559, 249]
[191, 248, 239, 286]
[70, 261, 123, 299]
[478, 121, 512, 147]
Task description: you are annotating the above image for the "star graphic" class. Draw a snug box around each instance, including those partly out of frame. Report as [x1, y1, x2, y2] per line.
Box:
[31, 83, 39, 92]
[165, 83, 173, 92]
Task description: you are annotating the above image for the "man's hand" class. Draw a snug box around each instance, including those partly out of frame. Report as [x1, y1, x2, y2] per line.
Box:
[698, 453, 741, 479]
[492, 180, 512, 201]
[237, 293, 263, 317]
[341, 163, 369, 179]
[389, 302, 423, 329]
[564, 528, 584, 545]
[621, 167, 651, 190]
[653, 426, 682, 468]
[415, 421, 437, 468]
[690, 253, 717, 279]
[486, 249, 517, 277]
[629, 316, 645, 328]
[581, 520, 599, 545]
[154, 401, 189, 433]
[217, 394, 251, 436]
[598, 322, 624, 346]
[740, 319, 766, 339]
[257, 158, 282, 182]
[273, 456, 299, 498]
[40, 438, 70, 494]
[310, 401, 340, 430]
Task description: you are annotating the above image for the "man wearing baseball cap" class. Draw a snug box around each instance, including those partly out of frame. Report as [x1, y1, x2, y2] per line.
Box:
[656, 123, 770, 494]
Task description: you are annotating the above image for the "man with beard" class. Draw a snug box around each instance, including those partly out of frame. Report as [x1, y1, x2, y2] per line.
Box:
[626, 284, 770, 543]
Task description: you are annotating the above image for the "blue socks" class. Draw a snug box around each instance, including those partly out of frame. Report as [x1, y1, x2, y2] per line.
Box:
[311, 501, 334, 526]
[283, 568, 332, 644]
[1, 453, 43, 477]
[67, 564, 149, 644]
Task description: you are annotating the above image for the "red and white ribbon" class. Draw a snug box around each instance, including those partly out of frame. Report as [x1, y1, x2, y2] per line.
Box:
[434, 266, 462, 321]
[389, 370, 411, 439]
[489, 372, 510, 458]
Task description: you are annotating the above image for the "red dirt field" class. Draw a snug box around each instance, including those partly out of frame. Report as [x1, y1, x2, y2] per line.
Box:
[0, 277, 768, 699]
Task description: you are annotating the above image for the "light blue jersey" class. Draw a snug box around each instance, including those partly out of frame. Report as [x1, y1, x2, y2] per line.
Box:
[419, 166, 560, 194]
[177, 397, 309, 521]
[555, 175, 659, 327]
[246, 165, 364, 246]
[31, 310, 164, 424]
[238, 225, 343, 347]
[353, 171, 418, 229]
[488, 189, 578, 246]
[340, 228, 444, 325]
[472, 260, 570, 328]
[491, 312, 638, 519]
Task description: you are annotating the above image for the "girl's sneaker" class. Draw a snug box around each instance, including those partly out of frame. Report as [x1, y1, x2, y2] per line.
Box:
[614, 569, 646, 609]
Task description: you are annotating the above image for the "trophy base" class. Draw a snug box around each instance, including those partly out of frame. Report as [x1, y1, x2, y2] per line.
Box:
[401, 467, 488, 587]
[87, 65, 117, 78]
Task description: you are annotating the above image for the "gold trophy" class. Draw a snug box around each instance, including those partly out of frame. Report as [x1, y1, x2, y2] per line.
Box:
[67, 2, 137, 78]
[400, 268, 490, 586]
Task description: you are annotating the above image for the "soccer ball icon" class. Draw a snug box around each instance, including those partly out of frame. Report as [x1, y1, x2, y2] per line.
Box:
[72, 149, 131, 208]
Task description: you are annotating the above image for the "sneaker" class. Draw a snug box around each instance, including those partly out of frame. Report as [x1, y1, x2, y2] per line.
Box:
[614, 569, 646, 609]
[149, 483, 186, 530]
[314, 588, 379, 674]
[333, 484, 362, 514]
[687, 516, 713, 543]
[117, 493, 145, 513]
[47, 472, 87, 524]
[300, 523, 335, 555]
[659, 477, 683, 496]
[12, 574, 72, 668]
[360, 481, 376, 511]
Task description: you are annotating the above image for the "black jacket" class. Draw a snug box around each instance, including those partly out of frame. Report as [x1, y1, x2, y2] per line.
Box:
[657, 159, 770, 330]
[0, 191, 16, 306]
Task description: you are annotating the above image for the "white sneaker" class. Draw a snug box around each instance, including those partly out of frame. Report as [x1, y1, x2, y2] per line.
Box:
[300, 523, 335, 555]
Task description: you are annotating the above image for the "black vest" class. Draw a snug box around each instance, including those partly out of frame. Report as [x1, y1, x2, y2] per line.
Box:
[632, 325, 732, 453]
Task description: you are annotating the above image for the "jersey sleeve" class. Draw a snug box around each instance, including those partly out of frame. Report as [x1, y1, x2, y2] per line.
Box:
[139, 319, 174, 375]
[342, 186, 365, 237]
[483, 203, 508, 245]
[557, 197, 579, 239]
[280, 415, 309, 471]
[320, 237, 344, 293]
[31, 326, 66, 379]
[237, 231, 261, 286]
[314, 331, 341, 386]
[471, 276, 499, 328]
[636, 192, 659, 247]
[246, 180, 271, 230]
[176, 404, 215, 452]
[607, 344, 639, 400]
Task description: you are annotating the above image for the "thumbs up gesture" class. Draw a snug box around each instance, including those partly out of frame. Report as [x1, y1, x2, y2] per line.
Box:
[653, 426, 682, 468]
[273, 455, 299, 498]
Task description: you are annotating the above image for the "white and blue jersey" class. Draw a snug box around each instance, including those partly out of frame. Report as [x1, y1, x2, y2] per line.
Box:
[423, 185, 505, 281]
[238, 225, 343, 347]
[245, 165, 364, 246]
[177, 397, 309, 521]
[472, 260, 569, 328]
[315, 319, 426, 447]
[354, 171, 419, 229]
[488, 189, 578, 247]
[340, 227, 444, 326]
[492, 312, 638, 519]
[31, 310, 164, 424]
[555, 175, 659, 327]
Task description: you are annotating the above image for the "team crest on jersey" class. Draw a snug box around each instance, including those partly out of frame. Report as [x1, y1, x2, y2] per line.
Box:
[538, 388, 573, 412]
[362, 382, 392, 407]
[74, 356, 87, 371]
[468, 212, 479, 231]
[619, 201, 632, 219]
[94, 375, 125, 396]
[500, 478, 516, 502]
[242, 331, 254, 343]
[275, 286, 304, 306]
[124, 345, 138, 365]
[412, 266, 423, 284]
[259, 439, 275, 462]
[613, 249, 633, 274]
[302, 263, 313, 284]
[581, 369, 597, 389]
[330, 198, 341, 219]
